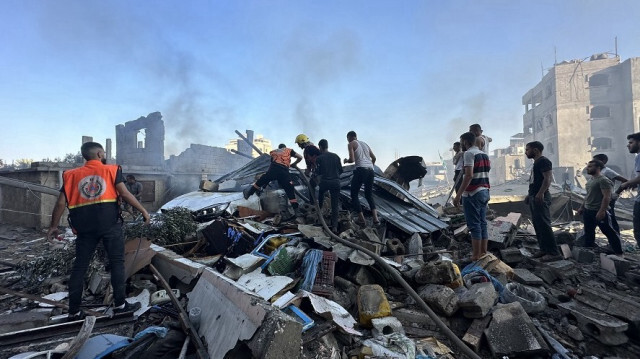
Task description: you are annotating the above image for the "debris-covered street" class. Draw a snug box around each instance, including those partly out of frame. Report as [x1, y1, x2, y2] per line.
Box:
[2, 152, 640, 359]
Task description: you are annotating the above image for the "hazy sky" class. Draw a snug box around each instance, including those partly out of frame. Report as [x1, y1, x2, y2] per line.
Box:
[2, 0, 640, 168]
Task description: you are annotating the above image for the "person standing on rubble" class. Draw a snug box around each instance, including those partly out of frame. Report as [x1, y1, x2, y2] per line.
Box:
[46, 142, 150, 320]
[452, 141, 463, 193]
[524, 141, 561, 261]
[593, 154, 628, 235]
[469, 124, 492, 153]
[123, 175, 143, 218]
[577, 160, 624, 256]
[453, 132, 490, 260]
[316, 139, 343, 232]
[619, 132, 640, 248]
[243, 144, 303, 213]
[295, 134, 321, 203]
[344, 130, 380, 225]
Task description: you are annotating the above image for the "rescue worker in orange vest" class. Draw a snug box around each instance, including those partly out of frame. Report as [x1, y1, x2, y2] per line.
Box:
[243, 144, 303, 211]
[46, 142, 150, 320]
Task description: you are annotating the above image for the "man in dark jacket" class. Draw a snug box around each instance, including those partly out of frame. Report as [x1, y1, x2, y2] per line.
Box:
[315, 139, 343, 232]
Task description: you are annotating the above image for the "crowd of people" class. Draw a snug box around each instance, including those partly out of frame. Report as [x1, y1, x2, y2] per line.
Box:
[44, 127, 640, 320]
[451, 124, 640, 262]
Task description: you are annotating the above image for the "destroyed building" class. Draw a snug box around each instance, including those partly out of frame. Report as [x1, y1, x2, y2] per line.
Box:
[522, 54, 640, 182]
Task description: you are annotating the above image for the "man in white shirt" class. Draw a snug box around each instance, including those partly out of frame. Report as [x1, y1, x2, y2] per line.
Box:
[593, 154, 627, 235]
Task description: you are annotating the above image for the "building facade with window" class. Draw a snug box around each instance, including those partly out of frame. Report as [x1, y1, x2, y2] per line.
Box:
[522, 54, 640, 183]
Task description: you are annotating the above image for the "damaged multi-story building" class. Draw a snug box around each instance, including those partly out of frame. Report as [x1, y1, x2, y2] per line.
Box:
[522, 53, 640, 184]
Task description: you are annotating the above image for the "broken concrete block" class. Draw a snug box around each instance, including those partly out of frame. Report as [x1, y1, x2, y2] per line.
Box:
[608, 255, 631, 276]
[487, 218, 517, 248]
[499, 247, 523, 265]
[417, 284, 459, 316]
[414, 260, 458, 285]
[532, 267, 559, 285]
[88, 271, 110, 295]
[393, 308, 441, 332]
[567, 324, 584, 341]
[572, 247, 595, 263]
[344, 265, 377, 286]
[560, 244, 572, 259]
[371, 316, 405, 336]
[357, 284, 391, 327]
[351, 238, 382, 255]
[546, 259, 577, 279]
[386, 238, 405, 255]
[246, 303, 303, 359]
[458, 282, 498, 318]
[575, 285, 640, 341]
[557, 301, 628, 346]
[484, 302, 549, 357]
[512, 268, 544, 286]
[600, 253, 617, 275]
[406, 233, 423, 255]
[462, 316, 492, 353]
[400, 259, 424, 282]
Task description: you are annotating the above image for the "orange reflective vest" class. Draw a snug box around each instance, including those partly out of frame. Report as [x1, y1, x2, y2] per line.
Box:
[63, 160, 120, 210]
[270, 148, 292, 167]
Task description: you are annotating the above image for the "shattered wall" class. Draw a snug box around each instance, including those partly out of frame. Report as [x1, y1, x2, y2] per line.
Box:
[166, 144, 252, 192]
[0, 164, 70, 229]
[115, 112, 165, 167]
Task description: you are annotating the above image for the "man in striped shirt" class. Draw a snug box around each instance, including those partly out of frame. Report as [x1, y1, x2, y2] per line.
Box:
[454, 132, 491, 260]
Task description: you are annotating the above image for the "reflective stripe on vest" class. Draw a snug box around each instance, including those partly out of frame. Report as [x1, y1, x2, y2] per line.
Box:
[63, 160, 120, 209]
[270, 148, 292, 167]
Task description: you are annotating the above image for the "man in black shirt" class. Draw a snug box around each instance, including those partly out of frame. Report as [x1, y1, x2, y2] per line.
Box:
[315, 139, 343, 232]
[525, 141, 560, 261]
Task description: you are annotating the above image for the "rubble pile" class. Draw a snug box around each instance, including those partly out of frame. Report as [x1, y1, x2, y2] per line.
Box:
[2, 159, 640, 358]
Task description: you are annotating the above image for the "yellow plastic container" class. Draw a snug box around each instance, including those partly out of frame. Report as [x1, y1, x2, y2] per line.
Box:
[446, 263, 464, 289]
[357, 284, 391, 327]
[264, 236, 289, 253]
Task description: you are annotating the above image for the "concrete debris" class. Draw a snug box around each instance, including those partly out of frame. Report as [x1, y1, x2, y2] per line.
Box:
[7, 150, 640, 359]
[417, 284, 459, 316]
[414, 260, 458, 285]
[458, 282, 498, 318]
[557, 301, 629, 345]
[512, 268, 544, 286]
[485, 302, 549, 357]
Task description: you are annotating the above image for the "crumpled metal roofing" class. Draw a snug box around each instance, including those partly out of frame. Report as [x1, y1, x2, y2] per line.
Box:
[339, 166, 448, 234]
[174, 154, 448, 234]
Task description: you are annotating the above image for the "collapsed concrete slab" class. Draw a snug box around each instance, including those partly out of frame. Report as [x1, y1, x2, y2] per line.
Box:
[188, 267, 302, 359]
[484, 302, 549, 357]
[557, 301, 628, 346]
[575, 285, 640, 340]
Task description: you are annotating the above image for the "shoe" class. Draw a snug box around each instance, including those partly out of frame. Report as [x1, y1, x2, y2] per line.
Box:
[373, 219, 381, 225]
[67, 310, 86, 322]
[243, 186, 254, 200]
[540, 254, 562, 262]
[114, 301, 141, 314]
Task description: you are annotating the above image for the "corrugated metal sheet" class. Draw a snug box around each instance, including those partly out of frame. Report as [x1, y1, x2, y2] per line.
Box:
[339, 166, 448, 234]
